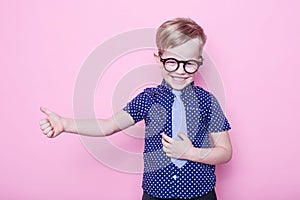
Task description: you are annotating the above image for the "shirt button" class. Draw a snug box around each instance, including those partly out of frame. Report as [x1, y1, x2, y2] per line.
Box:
[172, 175, 177, 180]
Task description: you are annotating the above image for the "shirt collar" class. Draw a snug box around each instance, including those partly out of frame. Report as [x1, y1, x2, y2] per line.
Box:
[160, 80, 194, 95]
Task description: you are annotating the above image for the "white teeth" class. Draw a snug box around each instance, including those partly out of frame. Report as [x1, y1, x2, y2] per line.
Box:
[172, 77, 186, 81]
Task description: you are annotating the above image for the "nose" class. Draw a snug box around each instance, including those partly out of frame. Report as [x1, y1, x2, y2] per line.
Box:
[176, 63, 186, 74]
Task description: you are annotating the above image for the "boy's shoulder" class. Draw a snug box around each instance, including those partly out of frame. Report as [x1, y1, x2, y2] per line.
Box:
[193, 85, 214, 98]
[142, 84, 166, 96]
[193, 85, 209, 94]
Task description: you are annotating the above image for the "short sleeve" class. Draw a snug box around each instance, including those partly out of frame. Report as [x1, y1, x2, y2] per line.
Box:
[123, 92, 152, 123]
[207, 94, 231, 133]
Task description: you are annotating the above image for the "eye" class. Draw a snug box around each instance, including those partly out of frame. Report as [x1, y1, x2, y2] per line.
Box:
[186, 61, 197, 67]
[165, 59, 177, 65]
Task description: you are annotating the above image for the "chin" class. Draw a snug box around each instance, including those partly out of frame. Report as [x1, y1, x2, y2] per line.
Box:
[171, 84, 188, 90]
[162, 73, 194, 90]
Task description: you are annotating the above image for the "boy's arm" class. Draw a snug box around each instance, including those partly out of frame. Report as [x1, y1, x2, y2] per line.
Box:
[39, 107, 135, 138]
[162, 131, 232, 165]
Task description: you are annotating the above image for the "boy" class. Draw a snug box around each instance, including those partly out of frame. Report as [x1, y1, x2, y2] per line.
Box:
[39, 18, 232, 200]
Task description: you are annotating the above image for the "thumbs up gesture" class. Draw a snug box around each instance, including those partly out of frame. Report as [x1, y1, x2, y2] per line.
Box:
[39, 107, 64, 138]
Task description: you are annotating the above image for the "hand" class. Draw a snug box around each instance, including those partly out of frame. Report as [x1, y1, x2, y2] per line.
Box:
[161, 133, 195, 160]
[39, 107, 64, 138]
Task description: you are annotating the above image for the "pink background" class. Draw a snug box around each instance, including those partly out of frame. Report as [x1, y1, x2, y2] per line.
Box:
[1, 0, 300, 199]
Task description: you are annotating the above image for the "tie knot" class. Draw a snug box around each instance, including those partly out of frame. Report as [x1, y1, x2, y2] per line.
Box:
[172, 90, 182, 98]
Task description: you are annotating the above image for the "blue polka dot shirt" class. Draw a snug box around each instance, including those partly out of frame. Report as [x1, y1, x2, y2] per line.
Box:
[123, 81, 231, 199]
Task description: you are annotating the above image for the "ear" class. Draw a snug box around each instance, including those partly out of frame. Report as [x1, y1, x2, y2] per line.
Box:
[199, 55, 204, 62]
[153, 52, 161, 64]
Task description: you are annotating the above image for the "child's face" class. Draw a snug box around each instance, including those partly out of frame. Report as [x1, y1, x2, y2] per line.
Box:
[156, 38, 203, 90]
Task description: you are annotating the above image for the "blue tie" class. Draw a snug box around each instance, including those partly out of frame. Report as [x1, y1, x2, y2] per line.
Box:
[171, 90, 188, 168]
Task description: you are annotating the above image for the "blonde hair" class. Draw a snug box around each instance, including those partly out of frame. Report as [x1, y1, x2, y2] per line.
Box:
[156, 18, 207, 56]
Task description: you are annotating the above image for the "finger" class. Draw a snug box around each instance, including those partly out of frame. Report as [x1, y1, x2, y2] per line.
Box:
[177, 132, 188, 140]
[40, 122, 51, 130]
[161, 133, 173, 143]
[40, 107, 52, 115]
[46, 130, 54, 138]
[162, 146, 171, 154]
[43, 126, 53, 135]
[166, 153, 174, 158]
[162, 146, 167, 153]
[161, 138, 171, 148]
[39, 119, 49, 126]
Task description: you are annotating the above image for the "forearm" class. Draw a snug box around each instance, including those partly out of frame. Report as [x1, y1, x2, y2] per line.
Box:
[61, 110, 134, 137]
[187, 146, 232, 165]
[62, 118, 117, 137]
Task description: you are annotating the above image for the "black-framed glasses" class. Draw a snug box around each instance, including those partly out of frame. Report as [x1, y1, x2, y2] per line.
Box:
[160, 56, 203, 74]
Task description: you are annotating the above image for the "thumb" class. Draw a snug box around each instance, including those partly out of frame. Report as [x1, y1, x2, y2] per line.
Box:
[40, 107, 52, 115]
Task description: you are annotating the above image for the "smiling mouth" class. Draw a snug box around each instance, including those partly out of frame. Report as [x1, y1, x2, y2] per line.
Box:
[171, 76, 188, 82]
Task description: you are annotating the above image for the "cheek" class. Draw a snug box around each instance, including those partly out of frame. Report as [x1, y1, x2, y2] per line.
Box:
[161, 68, 169, 78]
[185, 74, 194, 81]
[189, 74, 196, 80]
